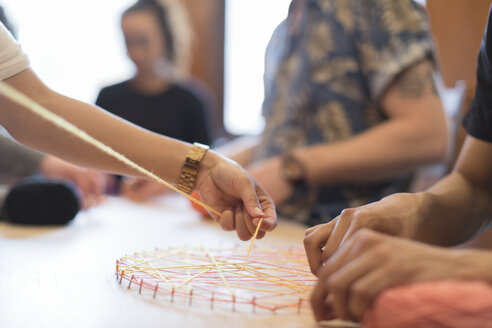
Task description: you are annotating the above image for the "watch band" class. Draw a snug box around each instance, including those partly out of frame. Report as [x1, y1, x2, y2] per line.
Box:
[280, 152, 307, 186]
[177, 142, 210, 194]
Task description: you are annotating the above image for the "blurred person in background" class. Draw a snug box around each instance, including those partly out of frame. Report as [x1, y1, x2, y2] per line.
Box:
[219, 0, 448, 227]
[0, 6, 105, 225]
[96, 0, 213, 202]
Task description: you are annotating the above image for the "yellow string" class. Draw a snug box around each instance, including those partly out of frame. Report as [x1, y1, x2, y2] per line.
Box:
[0, 81, 222, 217]
[0, 81, 268, 269]
[233, 217, 264, 291]
[246, 218, 264, 261]
[206, 251, 235, 296]
[117, 246, 315, 302]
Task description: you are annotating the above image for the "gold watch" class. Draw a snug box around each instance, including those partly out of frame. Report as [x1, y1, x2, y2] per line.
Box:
[177, 142, 210, 194]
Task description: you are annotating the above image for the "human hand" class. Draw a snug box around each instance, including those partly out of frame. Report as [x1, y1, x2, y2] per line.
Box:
[311, 229, 483, 322]
[247, 156, 293, 205]
[195, 151, 277, 240]
[121, 177, 169, 201]
[40, 155, 106, 209]
[304, 193, 427, 275]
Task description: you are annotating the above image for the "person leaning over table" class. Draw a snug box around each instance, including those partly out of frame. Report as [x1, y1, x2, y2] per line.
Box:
[0, 22, 276, 240]
[304, 5, 492, 322]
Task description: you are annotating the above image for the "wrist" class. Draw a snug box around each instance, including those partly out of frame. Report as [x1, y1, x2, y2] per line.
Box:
[194, 150, 230, 194]
[177, 142, 210, 194]
[280, 152, 307, 187]
[200, 149, 220, 172]
[451, 250, 492, 283]
[414, 191, 435, 229]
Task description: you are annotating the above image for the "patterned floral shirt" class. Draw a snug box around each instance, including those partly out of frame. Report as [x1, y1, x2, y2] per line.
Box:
[255, 0, 434, 225]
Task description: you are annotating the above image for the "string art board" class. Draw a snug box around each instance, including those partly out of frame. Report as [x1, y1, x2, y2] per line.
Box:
[116, 245, 317, 314]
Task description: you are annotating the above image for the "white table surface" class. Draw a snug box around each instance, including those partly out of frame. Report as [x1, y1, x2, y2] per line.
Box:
[0, 195, 342, 328]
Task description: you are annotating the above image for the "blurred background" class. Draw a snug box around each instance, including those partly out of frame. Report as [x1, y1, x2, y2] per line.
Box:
[1, 0, 292, 138]
[1, 0, 487, 160]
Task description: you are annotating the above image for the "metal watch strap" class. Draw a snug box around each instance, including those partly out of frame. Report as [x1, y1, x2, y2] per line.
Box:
[177, 142, 209, 194]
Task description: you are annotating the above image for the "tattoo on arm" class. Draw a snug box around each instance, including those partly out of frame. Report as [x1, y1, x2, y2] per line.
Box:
[394, 63, 439, 98]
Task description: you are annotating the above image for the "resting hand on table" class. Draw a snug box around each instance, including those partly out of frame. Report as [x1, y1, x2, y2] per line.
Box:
[195, 152, 277, 241]
[304, 193, 427, 274]
[121, 177, 169, 201]
[40, 155, 107, 209]
[311, 229, 492, 322]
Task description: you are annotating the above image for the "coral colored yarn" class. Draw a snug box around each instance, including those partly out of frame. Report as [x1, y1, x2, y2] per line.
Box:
[190, 191, 211, 218]
[363, 280, 492, 328]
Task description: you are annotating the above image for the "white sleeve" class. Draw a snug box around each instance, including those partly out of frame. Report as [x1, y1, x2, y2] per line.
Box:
[0, 23, 29, 80]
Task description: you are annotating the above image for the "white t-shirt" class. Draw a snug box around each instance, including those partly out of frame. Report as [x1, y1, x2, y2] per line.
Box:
[0, 23, 28, 80]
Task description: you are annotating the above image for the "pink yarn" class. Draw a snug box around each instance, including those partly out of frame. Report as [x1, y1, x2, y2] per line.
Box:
[363, 280, 492, 328]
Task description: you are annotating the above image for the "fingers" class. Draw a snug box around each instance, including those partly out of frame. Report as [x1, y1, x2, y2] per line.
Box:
[318, 230, 386, 321]
[251, 185, 277, 232]
[217, 208, 235, 231]
[254, 229, 266, 240]
[216, 205, 266, 240]
[326, 251, 381, 321]
[322, 209, 355, 262]
[236, 176, 265, 218]
[347, 268, 389, 321]
[234, 205, 265, 241]
[305, 225, 318, 236]
[235, 206, 252, 241]
[311, 261, 335, 321]
[74, 171, 100, 209]
[252, 214, 276, 232]
[196, 154, 275, 238]
[86, 171, 106, 207]
[243, 206, 258, 237]
[304, 223, 335, 275]
[311, 229, 380, 322]
[73, 172, 91, 199]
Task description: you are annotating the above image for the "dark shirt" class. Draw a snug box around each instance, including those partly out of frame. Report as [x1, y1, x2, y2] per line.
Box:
[463, 6, 492, 143]
[96, 81, 211, 145]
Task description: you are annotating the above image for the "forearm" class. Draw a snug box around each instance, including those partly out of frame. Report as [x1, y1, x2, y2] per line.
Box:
[0, 134, 44, 182]
[415, 172, 492, 246]
[294, 116, 446, 184]
[414, 136, 492, 246]
[449, 248, 492, 283]
[0, 70, 189, 183]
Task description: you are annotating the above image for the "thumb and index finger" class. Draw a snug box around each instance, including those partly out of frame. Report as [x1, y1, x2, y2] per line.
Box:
[236, 175, 277, 232]
[304, 210, 357, 275]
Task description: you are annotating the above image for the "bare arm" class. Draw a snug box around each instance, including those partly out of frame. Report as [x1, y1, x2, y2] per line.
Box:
[294, 60, 447, 184]
[0, 69, 278, 239]
[0, 69, 188, 181]
[250, 60, 448, 205]
[304, 137, 492, 274]
[416, 135, 492, 245]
